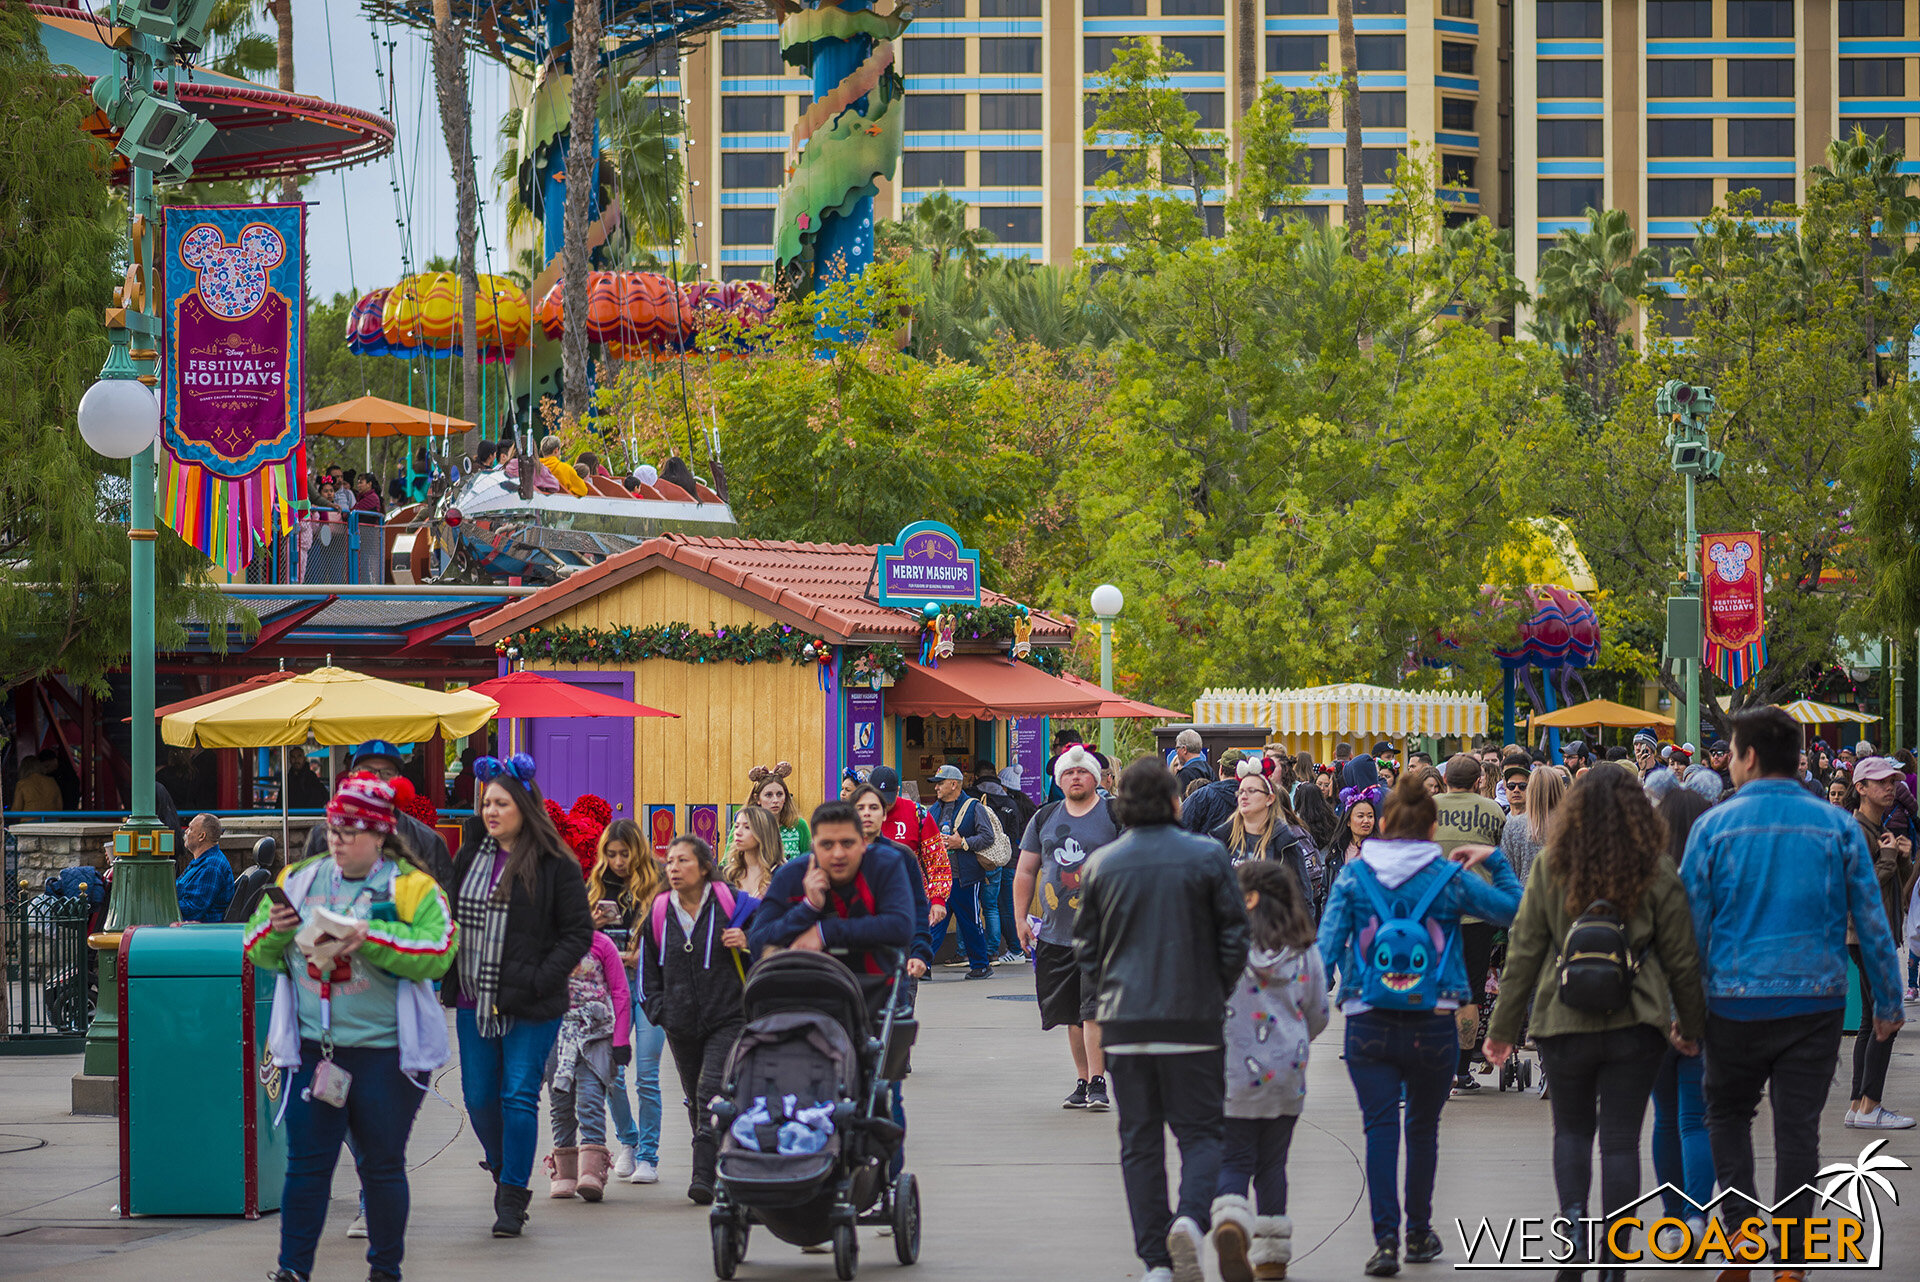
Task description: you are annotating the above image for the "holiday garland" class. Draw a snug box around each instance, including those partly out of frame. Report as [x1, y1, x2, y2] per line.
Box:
[498, 620, 1064, 674]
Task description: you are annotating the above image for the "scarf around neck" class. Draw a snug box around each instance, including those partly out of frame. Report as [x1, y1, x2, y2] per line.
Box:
[456, 835, 515, 1038]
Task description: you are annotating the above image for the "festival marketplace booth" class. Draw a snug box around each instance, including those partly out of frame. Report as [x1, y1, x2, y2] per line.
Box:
[469, 525, 1097, 853]
[1193, 683, 1490, 760]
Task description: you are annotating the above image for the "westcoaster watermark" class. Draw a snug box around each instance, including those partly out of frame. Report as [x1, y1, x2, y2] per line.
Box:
[1451, 1139, 1909, 1270]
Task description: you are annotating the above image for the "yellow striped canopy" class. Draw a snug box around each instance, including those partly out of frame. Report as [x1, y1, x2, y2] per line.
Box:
[1193, 683, 1489, 740]
[1778, 699, 1881, 726]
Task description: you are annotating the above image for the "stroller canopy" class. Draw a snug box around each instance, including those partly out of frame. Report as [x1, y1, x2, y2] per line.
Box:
[744, 951, 871, 1047]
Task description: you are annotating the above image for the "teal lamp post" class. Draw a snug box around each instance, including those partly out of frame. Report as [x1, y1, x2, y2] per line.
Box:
[1091, 584, 1124, 760]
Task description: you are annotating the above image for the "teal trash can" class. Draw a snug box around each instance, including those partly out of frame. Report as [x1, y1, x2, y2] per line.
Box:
[119, 923, 287, 1218]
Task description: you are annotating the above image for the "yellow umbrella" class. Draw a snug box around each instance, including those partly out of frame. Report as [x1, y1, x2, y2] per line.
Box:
[1779, 699, 1881, 726]
[1523, 698, 1675, 729]
[162, 665, 498, 749]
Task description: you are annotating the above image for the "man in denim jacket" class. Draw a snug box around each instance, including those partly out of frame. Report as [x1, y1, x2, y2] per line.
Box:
[1681, 705, 1904, 1276]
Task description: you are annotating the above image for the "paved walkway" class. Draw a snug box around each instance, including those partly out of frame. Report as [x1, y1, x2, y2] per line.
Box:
[4, 966, 1920, 1279]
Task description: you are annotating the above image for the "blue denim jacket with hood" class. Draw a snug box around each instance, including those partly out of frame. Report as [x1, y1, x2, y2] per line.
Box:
[1680, 777, 1904, 1020]
[1316, 837, 1522, 1011]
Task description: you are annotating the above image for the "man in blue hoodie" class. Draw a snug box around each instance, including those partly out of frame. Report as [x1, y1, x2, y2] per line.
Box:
[1681, 705, 1904, 1278]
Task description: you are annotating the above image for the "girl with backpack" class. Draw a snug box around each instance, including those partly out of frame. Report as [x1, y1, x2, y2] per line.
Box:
[638, 834, 758, 1206]
[1317, 773, 1523, 1278]
[587, 820, 666, 1185]
[1483, 767, 1706, 1282]
[1210, 861, 1329, 1282]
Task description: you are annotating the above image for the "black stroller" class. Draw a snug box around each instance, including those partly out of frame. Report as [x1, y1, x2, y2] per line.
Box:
[708, 950, 921, 1280]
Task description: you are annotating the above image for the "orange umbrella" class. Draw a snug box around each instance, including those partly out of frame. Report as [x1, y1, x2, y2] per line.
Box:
[306, 395, 475, 439]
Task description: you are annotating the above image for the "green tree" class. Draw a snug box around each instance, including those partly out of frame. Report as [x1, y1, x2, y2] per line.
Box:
[429, 0, 482, 451]
[1528, 208, 1660, 418]
[0, 3, 222, 700]
[877, 190, 998, 273]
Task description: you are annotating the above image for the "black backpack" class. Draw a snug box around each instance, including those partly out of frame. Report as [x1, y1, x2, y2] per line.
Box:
[1555, 900, 1644, 1015]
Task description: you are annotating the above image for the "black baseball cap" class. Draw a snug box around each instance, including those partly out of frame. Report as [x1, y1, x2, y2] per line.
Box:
[868, 765, 901, 803]
[1708, 739, 1729, 754]
[1371, 740, 1397, 756]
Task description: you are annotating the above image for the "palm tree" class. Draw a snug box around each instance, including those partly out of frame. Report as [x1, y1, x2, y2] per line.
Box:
[268, 0, 296, 203]
[1529, 208, 1658, 416]
[597, 74, 685, 263]
[1234, 0, 1256, 167]
[1336, 0, 1364, 260]
[1808, 128, 1920, 382]
[203, 0, 273, 78]
[429, 0, 481, 447]
[562, 0, 604, 417]
[878, 190, 998, 273]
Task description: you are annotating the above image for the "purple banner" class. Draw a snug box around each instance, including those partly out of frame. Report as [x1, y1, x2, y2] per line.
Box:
[875, 520, 981, 607]
[688, 804, 721, 851]
[846, 690, 883, 771]
[1008, 717, 1047, 804]
[162, 204, 305, 479]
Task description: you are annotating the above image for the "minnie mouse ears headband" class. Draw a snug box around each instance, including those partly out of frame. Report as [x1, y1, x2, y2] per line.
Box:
[748, 761, 794, 784]
[475, 752, 537, 786]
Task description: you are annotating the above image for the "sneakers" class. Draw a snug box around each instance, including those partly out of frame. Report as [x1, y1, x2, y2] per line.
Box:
[1907, 986, 1919, 1002]
[1454, 1073, 1482, 1092]
[1063, 1079, 1089, 1108]
[965, 966, 994, 979]
[1656, 1222, 1687, 1255]
[267, 1272, 307, 1282]
[996, 950, 1027, 965]
[1167, 1215, 1205, 1282]
[1364, 1237, 1400, 1276]
[612, 1143, 636, 1178]
[346, 1212, 368, 1239]
[1085, 1075, 1111, 1112]
[1404, 1228, 1442, 1263]
[1143, 1270, 1175, 1282]
[1846, 1105, 1917, 1129]
[627, 1159, 658, 1185]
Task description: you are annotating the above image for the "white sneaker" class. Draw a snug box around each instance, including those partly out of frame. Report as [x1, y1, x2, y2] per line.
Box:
[346, 1212, 367, 1239]
[1167, 1215, 1205, 1282]
[1143, 1270, 1174, 1282]
[1845, 1108, 1862, 1127]
[1852, 1106, 1917, 1130]
[613, 1143, 636, 1179]
[1655, 1222, 1685, 1255]
[628, 1159, 658, 1184]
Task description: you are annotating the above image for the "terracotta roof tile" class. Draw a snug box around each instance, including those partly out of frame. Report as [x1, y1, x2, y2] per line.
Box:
[471, 533, 1074, 647]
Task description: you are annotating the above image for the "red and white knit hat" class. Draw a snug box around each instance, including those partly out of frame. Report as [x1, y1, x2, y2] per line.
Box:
[326, 771, 403, 835]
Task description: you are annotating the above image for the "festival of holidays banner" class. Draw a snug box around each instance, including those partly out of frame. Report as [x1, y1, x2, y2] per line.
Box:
[162, 203, 305, 479]
[1702, 531, 1768, 687]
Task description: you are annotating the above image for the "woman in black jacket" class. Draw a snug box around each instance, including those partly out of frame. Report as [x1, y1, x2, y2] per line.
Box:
[639, 834, 755, 1206]
[1209, 766, 1323, 916]
[443, 755, 593, 1238]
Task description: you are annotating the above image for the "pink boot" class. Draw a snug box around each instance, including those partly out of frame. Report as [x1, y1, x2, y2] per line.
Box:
[545, 1146, 579, 1198]
[576, 1144, 611, 1202]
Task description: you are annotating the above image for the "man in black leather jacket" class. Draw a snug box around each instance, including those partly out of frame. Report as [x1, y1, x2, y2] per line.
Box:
[1075, 757, 1250, 1282]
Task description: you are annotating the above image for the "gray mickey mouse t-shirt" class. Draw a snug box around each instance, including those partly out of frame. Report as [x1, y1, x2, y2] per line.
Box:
[1020, 799, 1120, 946]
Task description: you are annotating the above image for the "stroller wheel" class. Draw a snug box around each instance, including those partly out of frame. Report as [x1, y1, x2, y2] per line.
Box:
[833, 1221, 859, 1280]
[892, 1172, 921, 1265]
[711, 1220, 738, 1280]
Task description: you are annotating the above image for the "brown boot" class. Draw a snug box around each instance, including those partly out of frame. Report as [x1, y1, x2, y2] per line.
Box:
[545, 1146, 579, 1198]
[576, 1144, 611, 1202]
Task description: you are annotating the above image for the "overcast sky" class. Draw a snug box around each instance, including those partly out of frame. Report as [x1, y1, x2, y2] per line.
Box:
[288, 0, 518, 303]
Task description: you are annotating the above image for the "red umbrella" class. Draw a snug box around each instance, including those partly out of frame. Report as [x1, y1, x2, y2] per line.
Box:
[467, 670, 679, 719]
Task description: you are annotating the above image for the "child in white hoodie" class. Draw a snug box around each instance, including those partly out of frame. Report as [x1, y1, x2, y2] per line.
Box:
[1210, 860, 1329, 1282]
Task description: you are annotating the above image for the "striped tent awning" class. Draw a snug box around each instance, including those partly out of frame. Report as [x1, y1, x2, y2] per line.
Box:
[1193, 683, 1489, 739]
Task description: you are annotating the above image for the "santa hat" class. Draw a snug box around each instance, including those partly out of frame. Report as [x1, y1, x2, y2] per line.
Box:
[326, 770, 405, 836]
[1053, 743, 1101, 785]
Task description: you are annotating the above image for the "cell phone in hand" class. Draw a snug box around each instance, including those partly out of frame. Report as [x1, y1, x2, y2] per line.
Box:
[597, 899, 620, 917]
[264, 885, 294, 910]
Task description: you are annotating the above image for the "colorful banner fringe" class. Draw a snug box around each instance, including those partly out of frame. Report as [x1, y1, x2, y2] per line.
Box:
[1702, 531, 1768, 688]
[160, 441, 304, 574]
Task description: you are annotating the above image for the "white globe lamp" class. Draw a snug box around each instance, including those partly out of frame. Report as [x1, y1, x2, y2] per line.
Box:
[1090, 583, 1124, 618]
[77, 375, 160, 459]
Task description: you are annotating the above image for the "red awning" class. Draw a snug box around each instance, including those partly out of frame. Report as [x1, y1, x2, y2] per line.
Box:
[886, 657, 1103, 720]
[1057, 673, 1186, 719]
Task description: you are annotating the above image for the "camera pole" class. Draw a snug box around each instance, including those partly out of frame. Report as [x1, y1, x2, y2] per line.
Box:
[1658, 379, 1721, 753]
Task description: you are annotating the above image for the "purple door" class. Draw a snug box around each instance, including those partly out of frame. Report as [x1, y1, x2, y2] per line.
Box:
[526, 672, 636, 822]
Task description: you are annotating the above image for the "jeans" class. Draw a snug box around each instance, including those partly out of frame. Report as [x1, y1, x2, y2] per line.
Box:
[666, 1020, 744, 1188]
[1850, 943, 1899, 1102]
[981, 866, 1008, 952]
[929, 879, 991, 968]
[1703, 1007, 1845, 1263]
[1908, 946, 1918, 990]
[1216, 1114, 1298, 1216]
[1109, 1050, 1226, 1270]
[608, 1002, 665, 1162]
[1535, 1025, 1667, 1264]
[280, 1042, 424, 1280]
[1343, 1010, 1456, 1244]
[1650, 1045, 1714, 1218]
[455, 1008, 562, 1190]
[549, 1067, 608, 1148]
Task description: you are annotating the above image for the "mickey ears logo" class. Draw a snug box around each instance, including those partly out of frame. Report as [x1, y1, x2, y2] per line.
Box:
[180, 223, 286, 319]
[1708, 539, 1754, 584]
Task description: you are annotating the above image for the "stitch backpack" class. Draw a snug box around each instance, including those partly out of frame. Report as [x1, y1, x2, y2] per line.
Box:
[1351, 860, 1461, 1011]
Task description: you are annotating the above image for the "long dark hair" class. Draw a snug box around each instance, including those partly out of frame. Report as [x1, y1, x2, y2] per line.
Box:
[1294, 784, 1340, 850]
[480, 772, 575, 898]
[1239, 860, 1317, 951]
[1549, 766, 1668, 920]
[1656, 789, 1712, 865]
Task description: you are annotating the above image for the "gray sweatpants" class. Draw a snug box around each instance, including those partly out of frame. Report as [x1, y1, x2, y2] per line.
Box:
[550, 1069, 608, 1147]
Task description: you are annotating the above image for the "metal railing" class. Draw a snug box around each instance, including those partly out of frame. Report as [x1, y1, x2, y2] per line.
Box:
[247, 511, 408, 587]
[3, 894, 94, 1048]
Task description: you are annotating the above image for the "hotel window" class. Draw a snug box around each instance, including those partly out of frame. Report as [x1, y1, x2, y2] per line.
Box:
[978, 151, 1043, 186]
[1086, 0, 1145, 12]
[902, 152, 967, 187]
[1442, 0, 1474, 14]
[1536, 1, 1602, 37]
[721, 265, 767, 282]
[1654, 296, 1694, 337]
[1840, 0, 1904, 34]
[1726, 0, 1793, 36]
[1727, 59, 1794, 97]
[1167, 149, 1225, 188]
[1362, 148, 1406, 182]
[1359, 91, 1407, 125]
[1356, 36, 1407, 70]
[722, 40, 782, 75]
[1269, 0, 1328, 11]
[1355, 0, 1407, 12]
[1441, 98, 1477, 129]
[721, 97, 782, 132]
[1085, 149, 1134, 182]
[1537, 178, 1604, 215]
[1164, 0, 1227, 11]
[1165, 37, 1227, 71]
[1185, 93, 1226, 127]
[1441, 154, 1477, 186]
[905, 95, 965, 131]
[914, 0, 964, 12]
[721, 153, 783, 187]
[981, 0, 1042, 12]
[1648, 118, 1714, 155]
[981, 207, 1043, 242]
[1727, 178, 1796, 208]
[1648, 238, 1694, 272]
[980, 38, 1042, 74]
[1269, 35, 1329, 72]
[722, 210, 774, 243]
[1646, 59, 1711, 97]
[1840, 59, 1905, 96]
[1539, 59, 1603, 97]
[1648, 178, 1714, 217]
[1727, 118, 1794, 155]
[980, 94, 1043, 130]
[1842, 117, 1906, 146]
[905, 39, 966, 74]
[1441, 42, 1476, 74]
[1537, 118, 1603, 155]
[1291, 148, 1331, 183]
[1645, 0, 1712, 37]
[1085, 37, 1127, 73]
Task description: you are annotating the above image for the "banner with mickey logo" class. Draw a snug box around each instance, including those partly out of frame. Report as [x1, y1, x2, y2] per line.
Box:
[1702, 531, 1767, 687]
[160, 203, 306, 571]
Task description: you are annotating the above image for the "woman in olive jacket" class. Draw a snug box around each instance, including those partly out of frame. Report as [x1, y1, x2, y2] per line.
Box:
[1484, 767, 1706, 1280]
[442, 756, 594, 1238]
